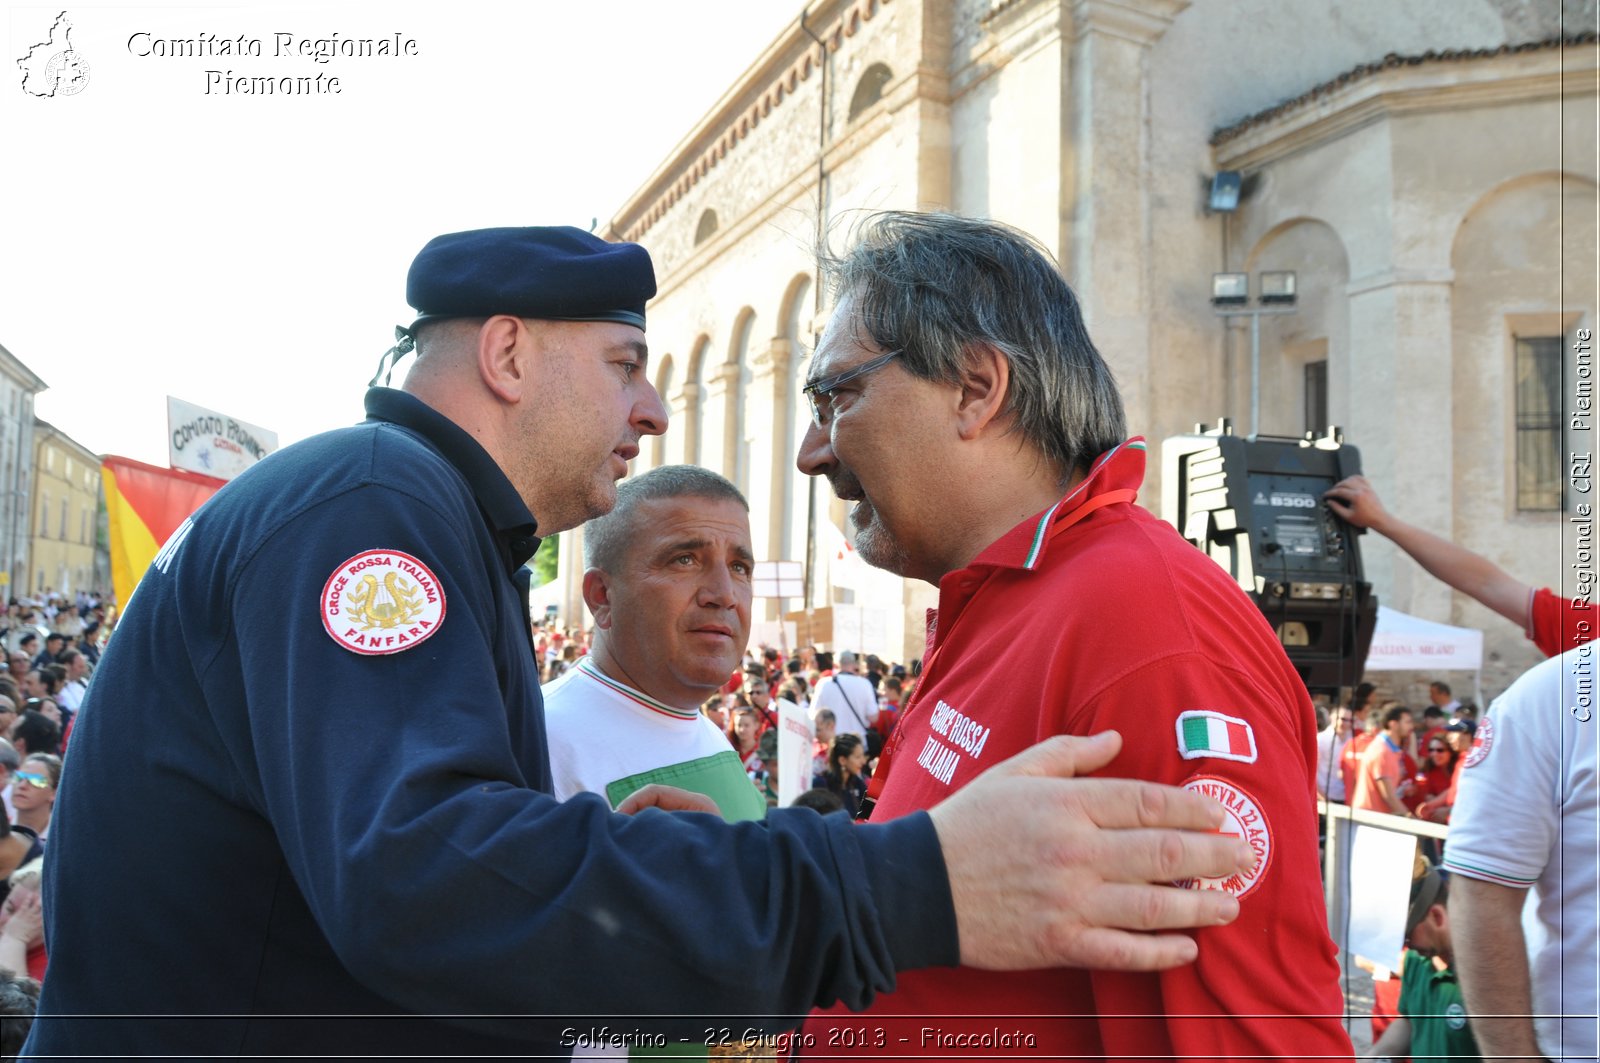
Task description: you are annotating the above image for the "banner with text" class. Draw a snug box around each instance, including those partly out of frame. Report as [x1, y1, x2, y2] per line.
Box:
[776, 697, 815, 809]
[167, 395, 278, 480]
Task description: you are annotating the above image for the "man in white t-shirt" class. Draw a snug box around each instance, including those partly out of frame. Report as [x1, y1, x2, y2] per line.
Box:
[1313, 704, 1354, 803]
[810, 650, 877, 742]
[543, 465, 766, 823]
[1445, 646, 1598, 1063]
[1427, 680, 1462, 720]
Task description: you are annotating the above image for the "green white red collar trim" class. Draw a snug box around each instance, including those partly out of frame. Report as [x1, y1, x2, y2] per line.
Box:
[1021, 439, 1147, 569]
[577, 657, 699, 720]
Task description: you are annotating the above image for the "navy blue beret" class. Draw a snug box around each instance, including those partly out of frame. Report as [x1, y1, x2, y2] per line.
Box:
[406, 226, 656, 331]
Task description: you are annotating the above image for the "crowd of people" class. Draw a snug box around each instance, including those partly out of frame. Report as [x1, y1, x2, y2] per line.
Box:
[1315, 678, 1478, 827]
[0, 591, 113, 1050]
[707, 647, 911, 815]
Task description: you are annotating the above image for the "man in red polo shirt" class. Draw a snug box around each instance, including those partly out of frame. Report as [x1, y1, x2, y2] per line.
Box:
[794, 211, 1352, 1060]
[1350, 705, 1415, 817]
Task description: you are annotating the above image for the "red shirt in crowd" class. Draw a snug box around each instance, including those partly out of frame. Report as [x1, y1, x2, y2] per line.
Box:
[1340, 729, 1375, 805]
[1351, 735, 1406, 814]
[801, 440, 1352, 1061]
[1409, 757, 1453, 813]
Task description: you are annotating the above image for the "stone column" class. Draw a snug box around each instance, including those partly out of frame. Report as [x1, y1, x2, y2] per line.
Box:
[666, 383, 697, 467]
[744, 337, 794, 623]
[554, 526, 588, 631]
[1063, 0, 1190, 438]
[706, 361, 743, 482]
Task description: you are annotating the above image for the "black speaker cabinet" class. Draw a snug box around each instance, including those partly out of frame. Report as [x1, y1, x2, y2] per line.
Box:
[1162, 421, 1378, 694]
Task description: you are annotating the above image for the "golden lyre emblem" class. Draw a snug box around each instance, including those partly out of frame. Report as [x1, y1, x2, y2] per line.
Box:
[344, 571, 425, 631]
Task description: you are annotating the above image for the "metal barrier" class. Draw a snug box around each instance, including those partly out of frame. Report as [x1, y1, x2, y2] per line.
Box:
[1318, 798, 1447, 939]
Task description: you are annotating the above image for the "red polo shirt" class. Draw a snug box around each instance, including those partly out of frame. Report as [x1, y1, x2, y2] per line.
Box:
[801, 440, 1351, 1061]
[1528, 587, 1596, 657]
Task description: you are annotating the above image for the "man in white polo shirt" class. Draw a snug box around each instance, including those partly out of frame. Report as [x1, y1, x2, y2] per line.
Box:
[811, 650, 877, 743]
[544, 465, 766, 822]
[1446, 646, 1598, 1062]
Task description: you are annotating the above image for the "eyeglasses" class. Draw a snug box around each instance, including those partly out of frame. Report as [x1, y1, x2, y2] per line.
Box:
[802, 350, 902, 428]
[1427, 745, 1448, 753]
[14, 770, 51, 789]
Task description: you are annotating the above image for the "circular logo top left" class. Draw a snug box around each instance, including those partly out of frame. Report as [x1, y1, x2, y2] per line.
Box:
[321, 550, 447, 655]
[43, 51, 90, 95]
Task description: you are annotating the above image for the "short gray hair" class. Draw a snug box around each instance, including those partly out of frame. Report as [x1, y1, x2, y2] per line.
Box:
[822, 211, 1126, 479]
[584, 465, 749, 573]
[0, 739, 19, 773]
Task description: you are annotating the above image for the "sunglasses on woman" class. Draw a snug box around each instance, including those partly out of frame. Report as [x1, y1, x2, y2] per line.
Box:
[13, 770, 51, 789]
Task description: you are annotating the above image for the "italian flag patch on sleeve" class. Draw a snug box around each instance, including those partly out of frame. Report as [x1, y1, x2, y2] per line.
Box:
[1175, 710, 1257, 764]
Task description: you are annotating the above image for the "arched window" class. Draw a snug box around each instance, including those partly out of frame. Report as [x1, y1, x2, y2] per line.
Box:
[694, 209, 719, 246]
[847, 63, 893, 122]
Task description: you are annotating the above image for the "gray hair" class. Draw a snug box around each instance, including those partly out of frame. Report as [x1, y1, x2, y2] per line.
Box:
[584, 465, 749, 573]
[0, 739, 18, 773]
[822, 211, 1126, 479]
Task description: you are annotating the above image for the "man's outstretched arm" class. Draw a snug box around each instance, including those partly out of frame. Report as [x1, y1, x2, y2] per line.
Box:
[1324, 475, 1530, 625]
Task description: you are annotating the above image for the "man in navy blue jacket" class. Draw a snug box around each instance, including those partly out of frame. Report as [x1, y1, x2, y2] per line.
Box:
[27, 227, 1253, 1057]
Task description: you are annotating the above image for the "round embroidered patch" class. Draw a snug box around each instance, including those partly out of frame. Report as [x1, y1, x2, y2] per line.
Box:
[1462, 716, 1494, 769]
[1176, 776, 1272, 898]
[320, 549, 446, 655]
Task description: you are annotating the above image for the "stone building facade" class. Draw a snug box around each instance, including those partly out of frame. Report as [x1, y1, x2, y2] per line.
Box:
[551, 0, 1597, 692]
[29, 420, 101, 600]
[0, 344, 47, 599]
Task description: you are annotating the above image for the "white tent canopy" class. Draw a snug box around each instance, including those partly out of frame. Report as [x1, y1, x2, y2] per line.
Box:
[1364, 605, 1484, 672]
[528, 574, 565, 624]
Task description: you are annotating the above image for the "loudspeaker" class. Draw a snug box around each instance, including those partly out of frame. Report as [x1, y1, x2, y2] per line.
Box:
[1162, 421, 1377, 694]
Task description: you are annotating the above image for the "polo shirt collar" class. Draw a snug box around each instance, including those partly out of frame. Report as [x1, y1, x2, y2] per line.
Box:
[967, 438, 1148, 572]
[363, 387, 541, 568]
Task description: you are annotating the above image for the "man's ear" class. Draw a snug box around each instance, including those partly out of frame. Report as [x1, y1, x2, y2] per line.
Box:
[955, 343, 1011, 441]
[582, 568, 614, 630]
[477, 315, 532, 404]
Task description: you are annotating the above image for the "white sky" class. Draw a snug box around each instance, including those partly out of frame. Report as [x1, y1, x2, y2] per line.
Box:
[2, 0, 804, 465]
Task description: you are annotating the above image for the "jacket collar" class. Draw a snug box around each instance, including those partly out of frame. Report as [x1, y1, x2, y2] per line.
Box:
[364, 388, 541, 568]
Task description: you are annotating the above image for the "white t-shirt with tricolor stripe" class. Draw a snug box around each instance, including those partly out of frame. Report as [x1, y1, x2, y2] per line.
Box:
[543, 658, 766, 822]
[1442, 648, 1597, 1062]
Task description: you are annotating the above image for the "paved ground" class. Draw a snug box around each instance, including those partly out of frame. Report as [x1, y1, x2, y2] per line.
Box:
[1339, 950, 1379, 1057]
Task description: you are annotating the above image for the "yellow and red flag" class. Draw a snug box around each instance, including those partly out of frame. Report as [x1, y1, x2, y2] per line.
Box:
[102, 456, 226, 606]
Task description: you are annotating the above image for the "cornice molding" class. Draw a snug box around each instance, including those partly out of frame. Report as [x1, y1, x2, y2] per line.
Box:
[607, 0, 894, 245]
[1213, 34, 1596, 150]
[1214, 51, 1585, 172]
[1067, 0, 1190, 46]
[0, 344, 48, 394]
